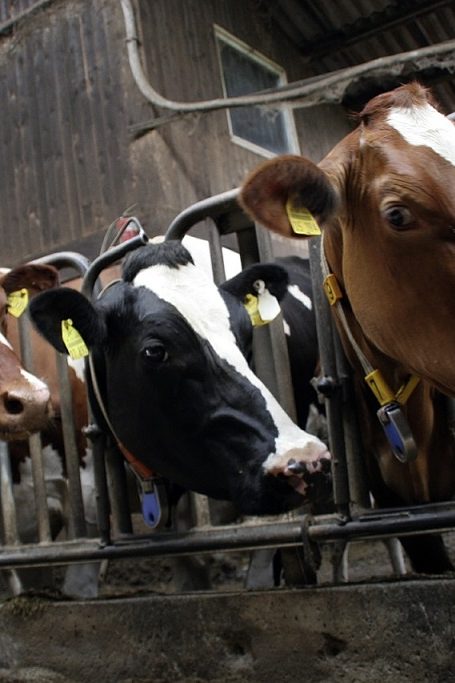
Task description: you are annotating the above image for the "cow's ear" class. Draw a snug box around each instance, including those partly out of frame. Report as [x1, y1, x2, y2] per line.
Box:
[29, 289, 106, 355]
[221, 263, 289, 327]
[239, 154, 339, 239]
[220, 262, 289, 302]
[0, 264, 59, 297]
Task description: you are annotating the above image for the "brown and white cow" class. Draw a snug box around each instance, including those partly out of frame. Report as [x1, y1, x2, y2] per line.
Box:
[239, 82, 455, 573]
[0, 266, 53, 445]
[0, 264, 99, 597]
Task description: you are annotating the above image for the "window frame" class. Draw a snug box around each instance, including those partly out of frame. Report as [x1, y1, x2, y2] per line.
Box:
[214, 25, 299, 158]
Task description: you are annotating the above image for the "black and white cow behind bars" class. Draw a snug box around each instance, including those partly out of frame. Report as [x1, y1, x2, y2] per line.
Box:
[30, 241, 331, 516]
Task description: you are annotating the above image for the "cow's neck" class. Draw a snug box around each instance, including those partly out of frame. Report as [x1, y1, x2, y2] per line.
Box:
[323, 225, 455, 504]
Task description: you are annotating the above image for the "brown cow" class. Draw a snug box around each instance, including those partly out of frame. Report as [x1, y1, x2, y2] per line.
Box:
[2, 265, 88, 475]
[0, 263, 98, 597]
[0, 266, 52, 444]
[239, 83, 455, 573]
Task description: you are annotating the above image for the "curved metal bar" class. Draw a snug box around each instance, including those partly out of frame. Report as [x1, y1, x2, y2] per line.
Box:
[30, 251, 91, 278]
[81, 234, 148, 300]
[165, 189, 242, 241]
[120, 0, 455, 115]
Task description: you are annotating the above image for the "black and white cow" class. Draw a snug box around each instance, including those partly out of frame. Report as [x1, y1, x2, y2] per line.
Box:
[29, 241, 330, 516]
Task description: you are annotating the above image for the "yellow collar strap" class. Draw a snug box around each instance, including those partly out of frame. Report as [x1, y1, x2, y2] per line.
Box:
[322, 263, 420, 408]
[364, 369, 420, 407]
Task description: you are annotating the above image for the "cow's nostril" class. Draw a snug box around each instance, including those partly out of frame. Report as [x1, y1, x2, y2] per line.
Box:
[4, 397, 24, 415]
[286, 459, 307, 475]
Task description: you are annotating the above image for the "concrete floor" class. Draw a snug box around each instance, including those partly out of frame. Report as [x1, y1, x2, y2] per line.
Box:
[0, 578, 454, 683]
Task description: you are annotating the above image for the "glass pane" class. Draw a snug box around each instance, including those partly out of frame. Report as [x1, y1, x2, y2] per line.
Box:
[219, 40, 290, 155]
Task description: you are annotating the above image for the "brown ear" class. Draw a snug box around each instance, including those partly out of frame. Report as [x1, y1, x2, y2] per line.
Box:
[238, 154, 339, 239]
[0, 264, 60, 297]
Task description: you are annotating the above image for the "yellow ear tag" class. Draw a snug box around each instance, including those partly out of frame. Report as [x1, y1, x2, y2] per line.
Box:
[61, 319, 89, 360]
[286, 199, 321, 236]
[244, 294, 267, 327]
[7, 289, 29, 318]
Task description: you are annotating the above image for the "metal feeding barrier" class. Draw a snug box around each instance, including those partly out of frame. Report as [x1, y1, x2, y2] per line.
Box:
[0, 195, 454, 586]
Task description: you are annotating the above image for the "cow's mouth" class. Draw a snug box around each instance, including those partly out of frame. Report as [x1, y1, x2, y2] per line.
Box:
[0, 427, 35, 441]
[284, 457, 332, 502]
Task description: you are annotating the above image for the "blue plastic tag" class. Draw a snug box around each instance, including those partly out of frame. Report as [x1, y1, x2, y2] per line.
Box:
[377, 403, 417, 463]
[141, 484, 162, 528]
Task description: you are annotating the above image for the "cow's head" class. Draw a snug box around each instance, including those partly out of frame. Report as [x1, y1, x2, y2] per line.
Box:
[29, 241, 330, 515]
[240, 83, 455, 396]
[0, 264, 58, 440]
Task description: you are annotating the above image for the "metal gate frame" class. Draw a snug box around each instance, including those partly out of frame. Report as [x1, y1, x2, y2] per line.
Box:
[0, 194, 455, 580]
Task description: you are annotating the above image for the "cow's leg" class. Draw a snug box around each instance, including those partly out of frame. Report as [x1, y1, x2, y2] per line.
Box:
[399, 534, 453, 574]
[245, 548, 276, 588]
[62, 558, 100, 599]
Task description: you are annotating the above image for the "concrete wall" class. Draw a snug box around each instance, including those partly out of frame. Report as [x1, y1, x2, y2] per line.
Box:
[0, 579, 454, 682]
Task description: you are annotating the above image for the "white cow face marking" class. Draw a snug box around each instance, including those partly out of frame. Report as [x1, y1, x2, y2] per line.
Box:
[387, 103, 455, 167]
[133, 260, 328, 472]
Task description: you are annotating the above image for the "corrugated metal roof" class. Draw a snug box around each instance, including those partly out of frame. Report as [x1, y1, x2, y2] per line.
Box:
[260, 0, 455, 112]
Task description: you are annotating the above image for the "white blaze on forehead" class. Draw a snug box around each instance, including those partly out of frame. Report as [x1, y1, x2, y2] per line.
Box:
[0, 330, 48, 393]
[20, 368, 49, 393]
[387, 103, 455, 167]
[133, 262, 326, 467]
[287, 284, 312, 310]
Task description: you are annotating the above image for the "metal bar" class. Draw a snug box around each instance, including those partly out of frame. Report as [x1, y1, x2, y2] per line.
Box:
[31, 251, 91, 276]
[55, 352, 86, 539]
[81, 234, 148, 300]
[165, 189, 244, 240]
[0, 505, 455, 569]
[31, 253, 96, 541]
[236, 226, 261, 268]
[308, 238, 350, 516]
[0, 442, 19, 546]
[26, 434, 52, 543]
[85, 425, 111, 546]
[17, 313, 52, 543]
[333, 331, 371, 509]
[105, 441, 132, 536]
[261, 230, 297, 419]
[207, 222, 227, 285]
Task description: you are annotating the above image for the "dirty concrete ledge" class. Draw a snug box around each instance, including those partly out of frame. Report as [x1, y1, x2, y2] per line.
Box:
[0, 579, 454, 683]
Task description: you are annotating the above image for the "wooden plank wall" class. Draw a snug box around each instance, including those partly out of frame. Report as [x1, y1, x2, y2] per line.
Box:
[0, 0, 131, 264]
[0, 0, 350, 265]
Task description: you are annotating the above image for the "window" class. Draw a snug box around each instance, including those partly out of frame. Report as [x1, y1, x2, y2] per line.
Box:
[215, 27, 297, 157]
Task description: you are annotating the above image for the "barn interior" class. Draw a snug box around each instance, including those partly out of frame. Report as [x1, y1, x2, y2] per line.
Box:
[0, 1, 454, 682]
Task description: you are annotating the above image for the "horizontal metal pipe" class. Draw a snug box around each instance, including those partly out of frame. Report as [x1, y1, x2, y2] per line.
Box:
[1, 508, 455, 570]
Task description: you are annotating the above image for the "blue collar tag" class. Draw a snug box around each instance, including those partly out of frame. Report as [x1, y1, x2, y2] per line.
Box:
[140, 480, 162, 528]
[377, 402, 418, 463]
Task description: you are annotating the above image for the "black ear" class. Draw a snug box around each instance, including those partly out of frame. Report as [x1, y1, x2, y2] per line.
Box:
[220, 263, 289, 302]
[29, 288, 106, 354]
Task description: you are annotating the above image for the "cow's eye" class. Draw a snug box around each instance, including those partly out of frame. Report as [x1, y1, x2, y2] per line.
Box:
[383, 205, 413, 229]
[142, 343, 168, 363]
